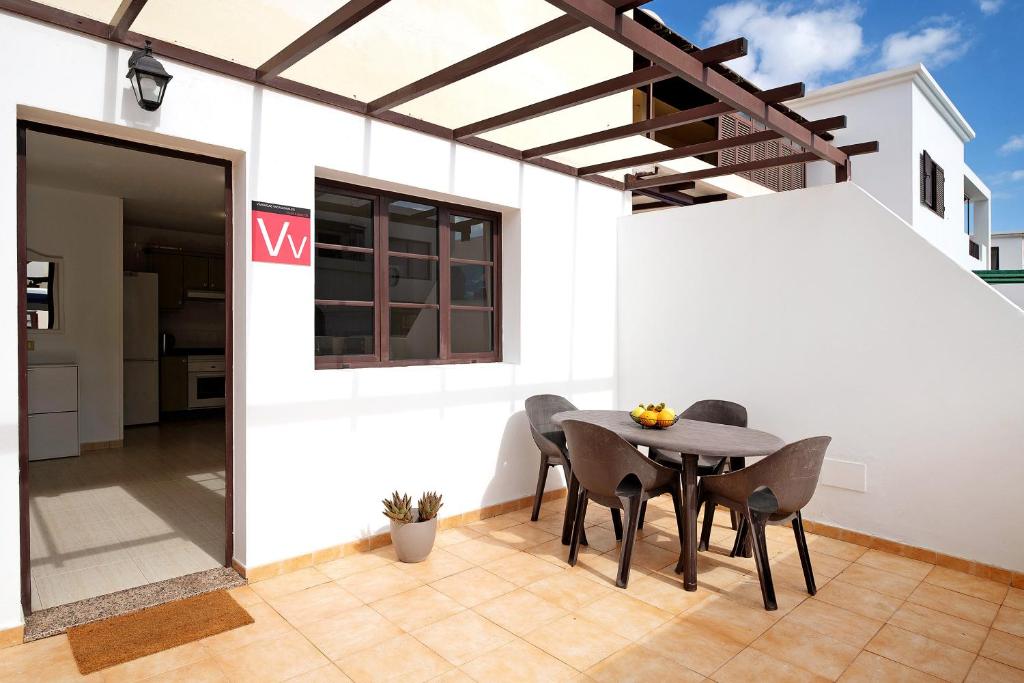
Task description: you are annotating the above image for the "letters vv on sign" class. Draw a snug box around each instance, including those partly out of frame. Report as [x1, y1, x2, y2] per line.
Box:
[251, 201, 311, 266]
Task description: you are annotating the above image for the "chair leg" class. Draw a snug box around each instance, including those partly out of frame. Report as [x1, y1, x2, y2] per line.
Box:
[610, 508, 623, 541]
[671, 479, 688, 574]
[699, 494, 716, 552]
[561, 470, 587, 546]
[638, 500, 647, 530]
[530, 459, 549, 522]
[729, 510, 739, 530]
[568, 489, 589, 566]
[729, 515, 748, 558]
[747, 510, 777, 611]
[616, 495, 642, 588]
[792, 511, 816, 596]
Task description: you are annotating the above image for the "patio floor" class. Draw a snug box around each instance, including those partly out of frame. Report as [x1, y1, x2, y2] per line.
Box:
[2, 495, 1022, 682]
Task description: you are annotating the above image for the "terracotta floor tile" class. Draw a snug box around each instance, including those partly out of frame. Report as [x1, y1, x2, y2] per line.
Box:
[866, 625, 976, 683]
[487, 523, 557, 550]
[889, 602, 990, 653]
[576, 551, 633, 587]
[251, 568, 331, 600]
[444, 538, 519, 565]
[317, 553, 393, 581]
[461, 639, 577, 682]
[370, 585, 464, 632]
[335, 634, 451, 682]
[716, 576, 809, 615]
[213, 630, 330, 682]
[803, 535, 868, 562]
[856, 550, 934, 581]
[433, 528, 482, 548]
[429, 669, 475, 683]
[751, 618, 861, 680]
[268, 582, 362, 626]
[778, 550, 851, 579]
[640, 527, 682, 554]
[994, 605, 1024, 638]
[390, 549, 473, 584]
[286, 664, 354, 682]
[908, 582, 1000, 627]
[100, 641, 208, 682]
[835, 564, 920, 600]
[297, 605, 402, 660]
[337, 565, 422, 603]
[525, 614, 631, 671]
[620, 542, 679, 572]
[472, 588, 568, 637]
[430, 567, 516, 607]
[576, 591, 674, 641]
[925, 566, 1009, 605]
[681, 595, 779, 645]
[226, 585, 264, 608]
[814, 580, 903, 621]
[1004, 588, 1024, 611]
[838, 651, 942, 682]
[0, 630, 73, 679]
[784, 599, 884, 649]
[200, 602, 293, 654]
[585, 643, 704, 683]
[967, 657, 1024, 683]
[639, 617, 745, 676]
[141, 657, 228, 682]
[524, 570, 614, 612]
[692, 555, 750, 592]
[481, 551, 565, 587]
[527, 537, 602, 568]
[621, 571, 715, 615]
[981, 629, 1024, 671]
[531, 514, 571, 537]
[411, 610, 514, 666]
[578, 525, 624, 553]
[711, 647, 829, 683]
[467, 514, 523, 534]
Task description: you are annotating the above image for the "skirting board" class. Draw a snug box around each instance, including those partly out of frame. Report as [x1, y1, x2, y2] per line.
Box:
[0, 624, 24, 650]
[80, 439, 124, 452]
[235, 488, 570, 582]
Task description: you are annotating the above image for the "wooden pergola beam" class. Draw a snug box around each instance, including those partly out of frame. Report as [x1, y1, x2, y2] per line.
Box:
[257, 0, 391, 81]
[108, 0, 147, 41]
[756, 82, 805, 103]
[633, 187, 694, 207]
[808, 115, 847, 133]
[626, 141, 878, 189]
[579, 129, 780, 176]
[545, 0, 847, 167]
[693, 37, 748, 65]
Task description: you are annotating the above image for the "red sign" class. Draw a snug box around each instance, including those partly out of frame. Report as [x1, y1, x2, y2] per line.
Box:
[251, 201, 311, 266]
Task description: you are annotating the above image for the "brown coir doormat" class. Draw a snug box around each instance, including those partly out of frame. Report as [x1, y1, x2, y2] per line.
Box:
[66, 590, 253, 674]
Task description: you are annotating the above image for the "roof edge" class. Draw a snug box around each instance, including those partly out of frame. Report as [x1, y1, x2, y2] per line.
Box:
[795, 64, 975, 143]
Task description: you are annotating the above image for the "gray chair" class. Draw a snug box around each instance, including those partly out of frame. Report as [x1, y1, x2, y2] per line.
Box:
[647, 399, 748, 545]
[697, 436, 831, 610]
[525, 395, 622, 545]
[562, 419, 684, 588]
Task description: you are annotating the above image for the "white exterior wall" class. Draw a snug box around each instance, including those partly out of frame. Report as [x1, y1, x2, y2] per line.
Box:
[992, 234, 1024, 270]
[618, 183, 1024, 574]
[993, 284, 1024, 309]
[0, 14, 627, 629]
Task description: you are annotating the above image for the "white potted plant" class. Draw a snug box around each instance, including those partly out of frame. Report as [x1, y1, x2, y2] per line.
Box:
[382, 490, 443, 563]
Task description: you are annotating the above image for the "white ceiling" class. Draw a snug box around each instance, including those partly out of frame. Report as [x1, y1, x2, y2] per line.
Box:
[26, 130, 226, 234]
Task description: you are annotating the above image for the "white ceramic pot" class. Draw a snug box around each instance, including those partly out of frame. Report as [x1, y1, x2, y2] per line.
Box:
[389, 508, 438, 563]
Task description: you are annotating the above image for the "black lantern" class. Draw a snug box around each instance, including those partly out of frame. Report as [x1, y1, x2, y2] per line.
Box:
[126, 40, 172, 111]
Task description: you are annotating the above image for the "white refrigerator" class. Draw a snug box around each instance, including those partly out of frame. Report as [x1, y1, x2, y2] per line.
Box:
[123, 272, 160, 426]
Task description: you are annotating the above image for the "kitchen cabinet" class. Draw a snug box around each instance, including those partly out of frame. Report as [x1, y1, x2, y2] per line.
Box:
[160, 355, 188, 412]
[148, 251, 225, 307]
[209, 256, 225, 291]
[28, 364, 79, 460]
[150, 251, 184, 309]
[183, 255, 210, 290]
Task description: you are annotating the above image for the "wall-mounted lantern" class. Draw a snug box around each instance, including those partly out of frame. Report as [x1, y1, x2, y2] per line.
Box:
[126, 40, 172, 111]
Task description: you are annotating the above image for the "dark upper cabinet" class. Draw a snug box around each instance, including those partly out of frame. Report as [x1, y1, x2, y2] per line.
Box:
[150, 252, 225, 307]
[183, 255, 210, 290]
[150, 252, 184, 309]
[209, 256, 225, 291]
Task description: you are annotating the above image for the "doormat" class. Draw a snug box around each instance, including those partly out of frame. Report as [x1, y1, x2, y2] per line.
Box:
[25, 566, 245, 641]
[66, 590, 253, 674]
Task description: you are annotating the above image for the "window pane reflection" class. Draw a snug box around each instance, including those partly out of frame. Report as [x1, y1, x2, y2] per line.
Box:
[315, 305, 374, 356]
[389, 307, 438, 360]
[452, 309, 493, 354]
[315, 249, 374, 301]
[389, 200, 437, 255]
[315, 190, 373, 248]
[389, 257, 437, 304]
[451, 216, 492, 261]
[451, 264, 491, 306]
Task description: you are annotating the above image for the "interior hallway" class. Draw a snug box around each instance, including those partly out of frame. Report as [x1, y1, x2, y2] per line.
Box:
[28, 416, 225, 610]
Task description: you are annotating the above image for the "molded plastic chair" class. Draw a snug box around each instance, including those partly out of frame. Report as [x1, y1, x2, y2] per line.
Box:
[525, 395, 622, 545]
[562, 420, 684, 588]
[648, 399, 748, 543]
[697, 436, 831, 610]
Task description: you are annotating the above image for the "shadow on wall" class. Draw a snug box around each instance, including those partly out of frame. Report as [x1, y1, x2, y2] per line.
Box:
[480, 410, 565, 514]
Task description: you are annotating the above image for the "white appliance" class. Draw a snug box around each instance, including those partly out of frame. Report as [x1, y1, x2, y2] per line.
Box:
[123, 272, 160, 425]
[187, 354, 226, 409]
[28, 364, 79, 461]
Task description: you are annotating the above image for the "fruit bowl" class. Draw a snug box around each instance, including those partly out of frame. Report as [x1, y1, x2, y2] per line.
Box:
[630, 412, 680, 430]
[629, 403, 680, 430]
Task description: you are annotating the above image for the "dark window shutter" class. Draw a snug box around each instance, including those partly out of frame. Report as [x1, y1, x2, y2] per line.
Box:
[920, 152, 933, 207]
[934, 164, 945, 217]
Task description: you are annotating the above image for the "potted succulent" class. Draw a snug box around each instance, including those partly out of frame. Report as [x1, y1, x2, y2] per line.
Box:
[382, 490, 444, 563]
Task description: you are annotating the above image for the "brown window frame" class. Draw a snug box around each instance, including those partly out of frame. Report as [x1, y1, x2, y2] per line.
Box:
[920, 151, 945, 217]
[314, 179, 501, 370]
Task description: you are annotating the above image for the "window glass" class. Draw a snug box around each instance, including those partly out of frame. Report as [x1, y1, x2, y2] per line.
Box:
[315, 192, 373, 248]
[389, 201, 437, 255]
[451, 264, 491, 307]
[389, 308, 438, 360]
[315, 249, 374, 301]
[451, 309, 493, 354]
[388, 257, 438, 304]
[315, 305, 374, 357]
[451, 216, 492, 261]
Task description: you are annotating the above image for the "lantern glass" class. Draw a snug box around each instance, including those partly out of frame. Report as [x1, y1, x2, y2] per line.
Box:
[126, 43, 171, 111]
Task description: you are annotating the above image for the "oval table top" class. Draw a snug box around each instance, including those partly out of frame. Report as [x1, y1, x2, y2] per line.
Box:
[552, 410, 785, 458]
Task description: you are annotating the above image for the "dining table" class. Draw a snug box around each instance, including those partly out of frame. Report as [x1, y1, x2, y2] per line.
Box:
[552, 409, 785, 591]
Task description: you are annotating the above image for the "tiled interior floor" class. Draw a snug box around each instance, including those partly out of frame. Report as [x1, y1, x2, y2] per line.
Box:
[28, 417, 225, 610]
[4, 495, 1024, 682]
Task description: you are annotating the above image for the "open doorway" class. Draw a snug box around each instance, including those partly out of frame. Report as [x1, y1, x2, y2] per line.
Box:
[17, 122, 233, 616]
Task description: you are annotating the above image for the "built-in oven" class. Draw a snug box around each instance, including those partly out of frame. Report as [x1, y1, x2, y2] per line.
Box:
[187, 355, 226, 409]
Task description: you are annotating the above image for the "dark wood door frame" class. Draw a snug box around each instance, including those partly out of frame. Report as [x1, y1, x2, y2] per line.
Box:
[16, 120, 236, 616]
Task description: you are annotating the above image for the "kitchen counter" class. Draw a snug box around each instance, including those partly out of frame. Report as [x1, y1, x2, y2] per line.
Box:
[162, 347, 225, 357]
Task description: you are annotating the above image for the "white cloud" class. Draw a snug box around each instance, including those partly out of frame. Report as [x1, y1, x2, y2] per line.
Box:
[879, 21, 969, 70]
[999, 135, 1024, 155]
[1013, 170, 1024, 182]
[978, 0, 1005, 15]
[700, 2, 865, 89]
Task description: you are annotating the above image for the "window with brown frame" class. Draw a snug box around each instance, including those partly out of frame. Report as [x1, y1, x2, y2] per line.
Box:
[313, 180, 500, 369]
[920, 151, 945, 217]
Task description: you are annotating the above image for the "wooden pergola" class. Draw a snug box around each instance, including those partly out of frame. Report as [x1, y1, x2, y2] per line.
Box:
[3, 0, 878, 207]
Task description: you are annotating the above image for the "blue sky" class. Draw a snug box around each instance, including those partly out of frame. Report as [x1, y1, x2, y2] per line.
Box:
[646, 0, 1024, 231]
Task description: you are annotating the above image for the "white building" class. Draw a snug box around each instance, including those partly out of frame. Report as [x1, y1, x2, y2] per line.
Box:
[793, 65, 992, 271]
[991, 232, 1024, 271]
